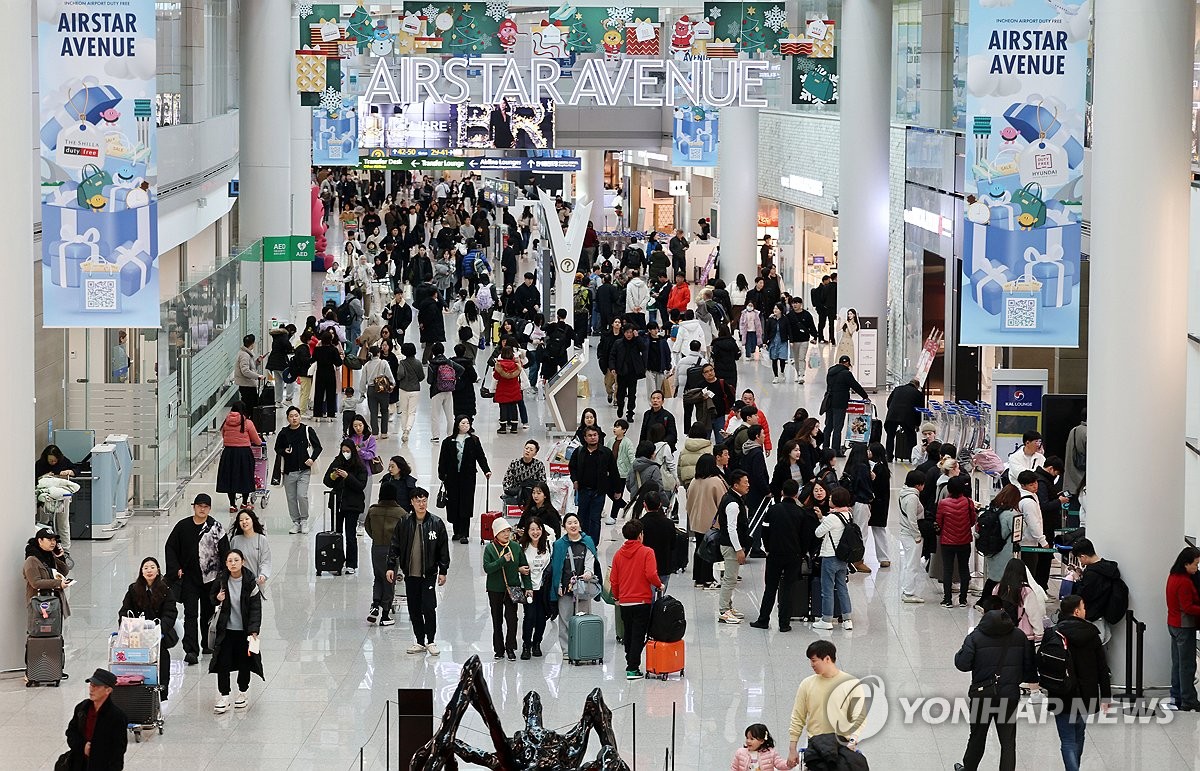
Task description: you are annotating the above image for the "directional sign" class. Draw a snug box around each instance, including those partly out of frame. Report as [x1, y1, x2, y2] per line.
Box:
[359, 156, 581, 173]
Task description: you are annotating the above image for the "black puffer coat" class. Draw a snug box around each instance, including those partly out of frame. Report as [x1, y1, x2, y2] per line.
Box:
[953, 610, 1036, 700]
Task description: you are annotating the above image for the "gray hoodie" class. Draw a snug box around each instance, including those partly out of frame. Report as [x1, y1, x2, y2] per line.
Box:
[627, 456, 663, 496]
[897, 485, 924, 541]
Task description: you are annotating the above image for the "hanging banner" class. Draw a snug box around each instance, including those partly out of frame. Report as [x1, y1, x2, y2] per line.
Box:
[960, 0, 1089, 347]
[38, 0, 159, 328]
[313, 107, 359, 166]
[671, 106, 718, 166]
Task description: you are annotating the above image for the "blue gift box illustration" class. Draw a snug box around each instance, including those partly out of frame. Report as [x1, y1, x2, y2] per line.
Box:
[43, 201, 158, 294]
[963, 218, 1081, 295]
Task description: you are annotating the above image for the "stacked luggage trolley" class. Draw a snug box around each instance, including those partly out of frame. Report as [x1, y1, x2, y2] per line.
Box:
[108, 618, 165, 741]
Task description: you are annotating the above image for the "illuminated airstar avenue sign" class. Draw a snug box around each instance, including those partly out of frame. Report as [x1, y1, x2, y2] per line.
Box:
[363, 56, 772, 108]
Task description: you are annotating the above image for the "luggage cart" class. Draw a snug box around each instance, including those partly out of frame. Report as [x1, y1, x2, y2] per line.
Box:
[249, 444, 270, 509]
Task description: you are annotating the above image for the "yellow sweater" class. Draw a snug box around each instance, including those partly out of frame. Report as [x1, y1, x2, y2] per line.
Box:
[788, 671, 865, 743]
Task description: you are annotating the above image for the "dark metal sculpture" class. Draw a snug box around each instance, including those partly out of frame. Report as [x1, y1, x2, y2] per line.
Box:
[410, 655, 632, 771]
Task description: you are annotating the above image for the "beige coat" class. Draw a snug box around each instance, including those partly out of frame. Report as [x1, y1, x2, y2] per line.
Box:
[685, 474, 728, 535]
[23, 554, 70, 616]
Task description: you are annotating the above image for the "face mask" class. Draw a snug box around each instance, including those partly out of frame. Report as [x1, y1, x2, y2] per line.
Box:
[342, 451, 352, 460]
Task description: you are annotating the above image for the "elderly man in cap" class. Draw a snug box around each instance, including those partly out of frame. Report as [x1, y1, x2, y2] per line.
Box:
[64, 668, 128, 770]
[822, 355, 870, 457]
[164, 493, 229, 666]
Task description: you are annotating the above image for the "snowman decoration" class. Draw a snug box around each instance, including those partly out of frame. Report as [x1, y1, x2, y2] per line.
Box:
[670, 16, 694, 58]
[369, 19, 395, 56]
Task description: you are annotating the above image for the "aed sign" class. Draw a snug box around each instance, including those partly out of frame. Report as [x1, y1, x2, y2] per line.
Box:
[364, 56, 771, 108]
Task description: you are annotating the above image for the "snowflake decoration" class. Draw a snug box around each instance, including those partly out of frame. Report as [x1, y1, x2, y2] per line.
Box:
[708, 6, 721, 19]
[725, 21, 741, 37]
[764, 5, 786, 32]
[421, 4, 441, 19]
[485, 1, 508, 22]
[295, 1, 314, 17]
[607, 6, 634, 24]
[319, 87, 343, 113]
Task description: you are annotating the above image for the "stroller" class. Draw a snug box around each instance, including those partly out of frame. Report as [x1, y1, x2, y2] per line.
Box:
[249, 444, 271, 509]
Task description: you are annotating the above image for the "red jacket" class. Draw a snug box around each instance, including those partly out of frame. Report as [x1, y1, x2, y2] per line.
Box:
[609, 539, 662, 605]
[1166, 573, 1200, 628]
[492, 358, 523, 404]
[667, 283, 691, 313]
[936, 495, 977, 546]
[221, 411, 261, 448]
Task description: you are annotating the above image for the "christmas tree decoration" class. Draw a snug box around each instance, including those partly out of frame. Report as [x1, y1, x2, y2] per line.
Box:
[403, 1, 504, 55]
[346, 3, 375, 52]
[299, 4, 344, 108]
[711, 2, 785, 54]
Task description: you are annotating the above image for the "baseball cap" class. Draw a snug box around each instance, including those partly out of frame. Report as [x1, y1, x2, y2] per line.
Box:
[86, 668, 118, 688]
[838, 355, 851, 364]
[193, 493, 212, 506]
[35, 527, 58, 541]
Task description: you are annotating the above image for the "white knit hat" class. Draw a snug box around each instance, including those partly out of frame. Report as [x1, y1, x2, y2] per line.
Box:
[492, 518, 512, 537]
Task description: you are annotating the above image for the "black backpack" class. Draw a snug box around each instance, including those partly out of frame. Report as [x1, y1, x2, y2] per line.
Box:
[1037, 628, 1076, 699]
[336, 299, 354, 327]
[830, 512, 865, 564]
[649, 594, 686, 643]
[1104, 573, 1130, 625]
[975, 505, 1008, 557]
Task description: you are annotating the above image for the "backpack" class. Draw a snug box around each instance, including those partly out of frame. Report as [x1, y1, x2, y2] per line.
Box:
[435, 361, 458, 393]
[648, 594, 686, 643]
[1104, 573, 1130, 625]
[1037, 628, 1076, 698]
[974, 505, 1008, 557]
[544, 327, 568, 361]
[830, 512, 865, 564]
[475, 284, 496, 311]
[573, 285, 591, 314]
[1073, 445, 1087, 473]
[336, 299, 354, 327]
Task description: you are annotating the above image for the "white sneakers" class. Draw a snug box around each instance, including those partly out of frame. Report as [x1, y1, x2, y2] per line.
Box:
[214, 695, 230, 714]
[842, 620, 854, 630]
[406, 642, 440, 655]
[771, 376, 781, 384]
[345, 567, 357, 575]
[604, 517, 616, 526]
[234, 692, 248, 710]
[425, 643, 440, 656]
[289, 524, 301, 534]
[811, 620, 834, 630]
[407, 643, 427, 654]
[901, 595, 926, 604]
[356, 525, 366, 537]
[718, 610, 742, 624]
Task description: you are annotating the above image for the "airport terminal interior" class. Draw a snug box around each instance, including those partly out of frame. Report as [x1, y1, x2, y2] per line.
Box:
[4, 0, 1200, 769]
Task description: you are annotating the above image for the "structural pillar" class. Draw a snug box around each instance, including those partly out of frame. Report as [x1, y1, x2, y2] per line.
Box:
[717, 106, 759, 284]
[838, 0, 892, 389]
[576, 149, 607, 229]
[1088, 0, 1194, 687]
[918, 0, 954, 128]
[3, 0, 36, 668]
[239, 0, 294, 326]
[290, 9, 316, 320]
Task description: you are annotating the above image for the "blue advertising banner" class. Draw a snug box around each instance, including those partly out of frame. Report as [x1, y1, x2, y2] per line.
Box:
[960, 0, 1089, 348]
[672, 106, 718, 167]
[313, 106, 359, 166]
[38, 0, 158, 328]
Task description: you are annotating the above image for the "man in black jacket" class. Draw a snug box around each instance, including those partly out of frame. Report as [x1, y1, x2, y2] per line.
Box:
[513, 272, 541, 321]
[884, 378, 925, 461]
[953, 609, 1037, 771]
[639, 491, 677, 590]
[164, 494, 229, 665]
[568, 426, 620, 545]
[751, 479, 805, 631]
[668, 229, 689, 278]
[640, 390, 679, 451]
[1034, 457, 1068, 546]
[386, 488, 450, 656]
[810, 276, 831, 342]
[741, 425, 771, 519]
[596, 273, 624, 332]
[760, 265, 783, 313]
[1049, 595, 1111, 770]
[717, 470, 752, 624]
[745, 276, 767, 313]
[784, 297, 819, 384]
[1070, 539, 1123, 630]
[609, 325, 648, 422]
[417, 292, 446, 364]
[823, 356, 870, 457]
[541, 309, 574, 382]
[65, 669, 128, 770]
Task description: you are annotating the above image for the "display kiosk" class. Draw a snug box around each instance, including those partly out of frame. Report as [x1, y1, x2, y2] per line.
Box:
[990, 368, 1048, 458]
[105, 434, 133, 520]
[543, 353, 586, 435]
[88, 443, 123, 536]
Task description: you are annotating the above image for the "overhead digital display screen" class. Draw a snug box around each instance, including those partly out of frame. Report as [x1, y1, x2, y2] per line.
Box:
[358, 99, 555, 152]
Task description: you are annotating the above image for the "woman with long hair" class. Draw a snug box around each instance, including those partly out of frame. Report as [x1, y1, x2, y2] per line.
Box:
[208, 550, 264, 714]
[456, 299, 484, 362]
[980, 484, 1023, 602]
[519, 481, 561, 539]
[24, 527, 71, 624]
[771, 441, 807, 499]
[519, 518, 553, 659]
[763, 303, 790, 384]
[840, 443, 874, 573]
[215, 401, 261, 514]
[548, 513, 602, 658]
[834, 307, 859, 363]
[380, 455, 418, 513]
[574, 407, 606, 446]
[119, 556, 179, 698]
[349, 416, 379, 527]
[729, 273, 749, 328]
[1167, 546, 1200, 711]
[229, 508, 272, 597]
[312, 328, 344, 421]
[685, 454, 728, 588]
[992, 556, 1045, 642]
[776, 408, 811, 450]
[324, 439, 368, 575]
[438, 415, 492, 544]
[936, 475, 978, 609]
[866, 442, 892, 567]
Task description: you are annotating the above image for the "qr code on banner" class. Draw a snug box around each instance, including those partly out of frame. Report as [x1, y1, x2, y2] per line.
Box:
[84, 278, 119, 311]
[1004, 297, 1038, 330]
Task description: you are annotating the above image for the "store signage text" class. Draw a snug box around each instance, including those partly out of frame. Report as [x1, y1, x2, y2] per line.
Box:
[780, 175, 823, 196]
[364, 56, 771, 108]
[903, 206, 952, 238]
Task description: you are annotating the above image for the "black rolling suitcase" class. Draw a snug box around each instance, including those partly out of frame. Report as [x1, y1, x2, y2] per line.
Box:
[253, 405, 276, 435]
[25, 635, 64, 687]
[316, 490, 346, 576]
[672, 529, 690, 573]
[108, 684, 163, 740]
[790, 557, 813, 621]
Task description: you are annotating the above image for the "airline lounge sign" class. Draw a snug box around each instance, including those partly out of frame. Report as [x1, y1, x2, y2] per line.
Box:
[363, 56, 772, 108]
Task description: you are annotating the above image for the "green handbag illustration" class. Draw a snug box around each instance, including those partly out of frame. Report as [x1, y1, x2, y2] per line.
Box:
[1011, 182, 1047, 229]
[76, 163, 113, 211]
[804, 66, 835, 103]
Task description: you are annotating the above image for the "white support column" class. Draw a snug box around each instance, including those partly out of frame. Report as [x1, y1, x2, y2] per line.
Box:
[239, 0, 294, 326]
[919, 0, 953, 128]
[838, 0, 892, 389]
[3, 0, 36, 668]
[290, 11, 315, 322]
[717, 106, 758, 284]
[576, 149, 607, 229]
[1088, 0, 1194, 687]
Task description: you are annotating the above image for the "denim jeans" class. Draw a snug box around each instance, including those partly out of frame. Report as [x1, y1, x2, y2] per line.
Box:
[820, 555, 852, 621]
[1169, 624, 1199, 709]
[577, 488, 606, 545]
[1054, 711, 1086, 771]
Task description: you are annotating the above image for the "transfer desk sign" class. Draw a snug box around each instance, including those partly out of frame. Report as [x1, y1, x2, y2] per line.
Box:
[38, 1, 160, 328]
[960, 0, 1089, 348]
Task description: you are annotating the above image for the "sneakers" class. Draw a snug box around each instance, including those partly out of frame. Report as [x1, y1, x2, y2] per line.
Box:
[367, 605, 381, 625]
[520, 646, 532, 660]
[495, 651, 505, 660]
[345, 567, 357, 575]
[300, 522, 309, 534]
[425, 642, 440, 656]
[185, 653, 198, 666]
[901, 595, 926, 604]
[402, 432, 410, 443]
[959, 599, 969, 608]
[625, 669, 644, 680]
[811, 620, 834, 630]
[532, 644, 543, 657]
[604, 517, 616, 526]
[214, 695, 231, 714]
[356, 525, 366, 537]
[718, 611, 742, 624]
[430, 436, 440, 443]
[772, 376, 781, 384]
[234, 692, 248, 710]
[940, 601, 954, 609]
[407, 643, 427, 654]
[379, 617, 395, 627]
[497, 425, 509, 434]
[729, 608, 746, 619]
[879, 561, 892, 568]
[289, 524, 301, 535]
[842, 619, 854, 630]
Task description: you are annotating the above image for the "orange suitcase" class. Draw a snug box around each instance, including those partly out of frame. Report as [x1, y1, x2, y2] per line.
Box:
[644, 639, 685, 680]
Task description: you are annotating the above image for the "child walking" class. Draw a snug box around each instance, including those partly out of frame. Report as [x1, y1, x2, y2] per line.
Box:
[730, 724, 791, 771]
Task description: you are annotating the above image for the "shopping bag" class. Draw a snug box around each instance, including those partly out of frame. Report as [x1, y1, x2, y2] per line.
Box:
[1011, 182, 1047, 228]
[76, 163, 113, 210]
[808, 348, 822, 369]
[661, 372, 676, 398]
